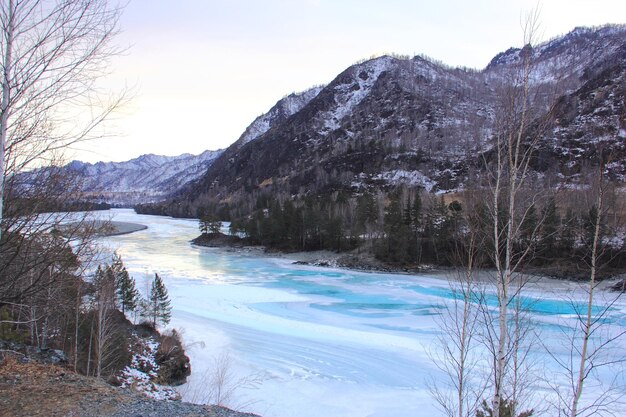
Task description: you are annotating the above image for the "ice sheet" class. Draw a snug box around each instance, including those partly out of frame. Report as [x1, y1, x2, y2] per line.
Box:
[93, 209, 626, 417]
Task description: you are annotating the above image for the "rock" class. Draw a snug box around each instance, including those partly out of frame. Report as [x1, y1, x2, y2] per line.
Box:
[155, 330, 191, 386]
[0, 340, 68, 365]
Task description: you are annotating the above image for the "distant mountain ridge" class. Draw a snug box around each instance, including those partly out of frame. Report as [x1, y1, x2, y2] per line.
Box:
[234, 86, 325, 148]
[60, 150, 224, 205]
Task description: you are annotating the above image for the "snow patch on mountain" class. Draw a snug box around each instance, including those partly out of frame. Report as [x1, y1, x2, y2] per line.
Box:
[351, 170, 436, 191]
[236, 86, 323, 147]
[322, 56, 396, 132]
[486, 24, 625, 85]
[375, 170, 436, 190]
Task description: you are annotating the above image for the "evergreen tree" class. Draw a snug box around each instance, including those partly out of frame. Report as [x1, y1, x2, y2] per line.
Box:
[583, 205, 604, 248]
[409, 192, 424, 263]
[143, 273, 172, 328]
[412, 192, 423, 232]
[323, 215, 344, 251]
[356, 192, 377, 238]
[199, 214, 222, 235]
[109, 252, 139, 314]
[539, 198, 560, 257]
[403, 195, 413, 226]
[376, 193, 410, 264]
[519, 204, 538, 246]
[559, 208, 577, 255]
[93, 265, 115, 297]
[423, 196, 452, 263]
[115, 267, 138, 315]
[199, 217, 209, 235]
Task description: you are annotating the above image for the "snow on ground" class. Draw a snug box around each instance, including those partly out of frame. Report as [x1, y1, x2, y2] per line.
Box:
[116, 334, 180, 401]
[94, 209, 626, 417]
[373, 170, 436, 190]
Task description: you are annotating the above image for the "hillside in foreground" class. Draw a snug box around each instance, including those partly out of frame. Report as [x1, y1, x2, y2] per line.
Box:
[0, 358, 260, 417]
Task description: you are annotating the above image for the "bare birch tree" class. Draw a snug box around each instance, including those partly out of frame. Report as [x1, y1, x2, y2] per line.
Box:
[0, 0, 125, 327]
[92, 265, 117, 378]
[430, 214, 487, 417]
[547, 165, 626, 417]
[480, 11, 558, 416]
[0, 0, 123, 237]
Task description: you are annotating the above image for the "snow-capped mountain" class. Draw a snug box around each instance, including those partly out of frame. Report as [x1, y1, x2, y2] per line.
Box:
[137, 24, 624, 218]
[27, 150, 223, 206]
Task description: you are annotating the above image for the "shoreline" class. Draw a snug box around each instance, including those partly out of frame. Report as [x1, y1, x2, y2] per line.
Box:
[269, 249, 623, 292]
[61, 220, 148, 237]
[191, 235, 625, 292]
[104, 221, 148, 236]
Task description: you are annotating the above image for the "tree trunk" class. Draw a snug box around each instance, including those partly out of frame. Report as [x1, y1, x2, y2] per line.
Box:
[570, 184, 604, 416]
[0, 0, 14, 242]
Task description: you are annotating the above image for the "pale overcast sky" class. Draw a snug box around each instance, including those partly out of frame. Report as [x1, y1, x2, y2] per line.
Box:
[74, 0, 626, 163]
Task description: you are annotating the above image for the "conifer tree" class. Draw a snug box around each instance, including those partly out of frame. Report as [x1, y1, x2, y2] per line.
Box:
[143, 273, 172, 328]
[520, 204, 538, 246]
[560, 208, 577, 255]
[412, 192, 423, 232]
[356, 192, 377, 239]
[115, 267, 139, 315]
[109, 253, 138, 314]
[377, 193, 410, 264]
[199, 215, 222, 235]
[539, 198, 560, 256]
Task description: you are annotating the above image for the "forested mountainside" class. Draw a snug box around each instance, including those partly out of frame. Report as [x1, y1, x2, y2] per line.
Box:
[138, 25, 624, 220]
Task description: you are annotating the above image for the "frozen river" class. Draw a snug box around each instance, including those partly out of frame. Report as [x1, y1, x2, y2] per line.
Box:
[94, 209, 626, 417]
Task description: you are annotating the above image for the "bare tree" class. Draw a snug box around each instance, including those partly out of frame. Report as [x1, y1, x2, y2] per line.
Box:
[183, 351, 263, 410]
[429, 215, 487, 417]
[547, 165, 626, 417]
[0, 0, 124, 237]
[479, 10, 560, 416]
[92, 265, 117, 378]
[0, 1, 125, 343]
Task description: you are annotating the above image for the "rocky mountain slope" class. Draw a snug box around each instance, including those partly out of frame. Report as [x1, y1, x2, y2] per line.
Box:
[233, 86, 324, 149]
[144, 24, 624, 218]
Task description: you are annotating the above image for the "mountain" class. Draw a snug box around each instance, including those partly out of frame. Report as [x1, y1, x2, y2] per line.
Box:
[18, 87, 325, 206]
[19, 150, 223, 206]
[234, 86, 324, 149]
[143, 24, 624, 218]
[541, 42, 626, 182]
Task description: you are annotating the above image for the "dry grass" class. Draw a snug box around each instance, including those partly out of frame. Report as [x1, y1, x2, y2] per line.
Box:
[0, 357, 128, 417]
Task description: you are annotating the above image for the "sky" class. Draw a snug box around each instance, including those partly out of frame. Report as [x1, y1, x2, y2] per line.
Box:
[74, 0, 626, 163]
